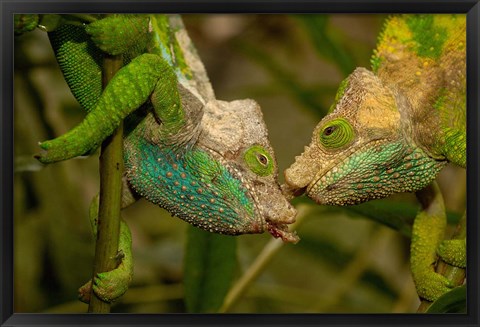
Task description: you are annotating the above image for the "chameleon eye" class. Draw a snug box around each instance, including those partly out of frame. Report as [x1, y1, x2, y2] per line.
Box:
[257, 153, 268, 166]
[319, 118, 355, 149]
[244, 145, 274, 176]
[323, 126, 336, 136]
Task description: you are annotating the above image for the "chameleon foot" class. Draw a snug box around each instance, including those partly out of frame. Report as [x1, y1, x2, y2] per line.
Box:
[437, 239, 466, 268]
[78, 250, 133, 303]
[78, 280, 93, 303]
[413, 270, 454, 302]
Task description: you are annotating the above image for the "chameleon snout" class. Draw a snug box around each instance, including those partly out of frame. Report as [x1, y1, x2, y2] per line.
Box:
[282, 143, 323, 200]
[255, 185, 298, 242]
[262, 198, 299, 243]
[264, 199, 297, 225]
[280, 182, 307, 201]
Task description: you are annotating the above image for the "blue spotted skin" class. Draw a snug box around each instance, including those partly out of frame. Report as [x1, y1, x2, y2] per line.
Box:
[21, 14, 298, 303]
[30, 13, 296, 239]
[125, 135, 263, 235]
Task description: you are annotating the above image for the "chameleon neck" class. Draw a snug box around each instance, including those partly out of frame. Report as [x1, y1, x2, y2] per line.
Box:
[124, 125, 260, 235]
[47, 14, 207, 113]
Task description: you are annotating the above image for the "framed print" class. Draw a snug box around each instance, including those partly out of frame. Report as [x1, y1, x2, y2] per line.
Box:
[2, 1, 479, 326]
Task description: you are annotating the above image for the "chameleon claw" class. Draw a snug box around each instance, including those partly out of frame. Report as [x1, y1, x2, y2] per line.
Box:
[33, 148, 49, 162]
[114, 249, 125, 264]
[78, 269, 132, 304]
[78, 280, 93, 304]
[77, 246, 133, 304]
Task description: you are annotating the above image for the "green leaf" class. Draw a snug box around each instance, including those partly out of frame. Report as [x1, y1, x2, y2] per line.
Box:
[426, 285, 466, 313]
[343, 199, 462, 237]
[183, 226, 237, 312]
[292, 196, 462, 239]
[344, 199, 416, 238]
[291, 196, 415, 238]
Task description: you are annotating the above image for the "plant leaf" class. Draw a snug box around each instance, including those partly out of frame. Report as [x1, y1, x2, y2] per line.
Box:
[292, 196, 461, 239]
[426, 285, 466, 313]
[183, 226, 237, 312]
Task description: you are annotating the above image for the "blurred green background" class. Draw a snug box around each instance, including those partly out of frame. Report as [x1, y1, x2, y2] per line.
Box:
[13, 14, 466, 313]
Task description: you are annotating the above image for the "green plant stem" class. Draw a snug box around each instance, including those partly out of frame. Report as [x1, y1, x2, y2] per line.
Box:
[218, 205, 310, 313]
[87, 53, 124, 313]
[417, 213, 466, 313]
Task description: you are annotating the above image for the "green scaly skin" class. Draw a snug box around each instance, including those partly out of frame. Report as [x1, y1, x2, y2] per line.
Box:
[283, 14, 466, 301]
[16, 14, 298, 302]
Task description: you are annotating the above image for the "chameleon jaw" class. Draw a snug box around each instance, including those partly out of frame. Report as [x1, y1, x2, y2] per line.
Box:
[266, 221, 299, 243]
[238, 176, 299, 243]
[304, 138, 445, 206]
[244, 177, 298, 243]
[201, 146, 298, 241]
[305, 139, 390, 206]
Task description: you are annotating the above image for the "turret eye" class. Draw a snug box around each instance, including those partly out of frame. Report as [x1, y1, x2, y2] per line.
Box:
[257, 154, 268, 166]
[318, 118, 355, 149]
[323, 126, 336, 136]
[244, 145, 274, 177]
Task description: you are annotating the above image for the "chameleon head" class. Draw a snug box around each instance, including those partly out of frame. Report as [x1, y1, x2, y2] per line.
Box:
[200, 99, 298, 242]
[284, 67, 445, 205]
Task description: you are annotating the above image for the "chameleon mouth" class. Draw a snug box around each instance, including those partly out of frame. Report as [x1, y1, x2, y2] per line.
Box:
[242, 176, 298, 243]
[266, 221, 299, 243]
[281, 183, 307, 200]
[248, 183, 298, 243]
[202, 146, 298, 242]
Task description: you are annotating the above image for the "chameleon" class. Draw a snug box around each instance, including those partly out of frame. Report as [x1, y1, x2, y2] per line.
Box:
[15, 14, 298, 302]
[282, 14, 466, 302]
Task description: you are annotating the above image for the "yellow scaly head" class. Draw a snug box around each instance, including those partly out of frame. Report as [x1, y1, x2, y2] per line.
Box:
[284, 67, 445, 205]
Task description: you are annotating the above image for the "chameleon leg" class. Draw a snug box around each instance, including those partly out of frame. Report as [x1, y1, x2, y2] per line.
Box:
[437, 239, 466, 268]
[410, 181, 455, 301]
[14, 14, 39, 34]
[443, 128, 466, 169]
[48, 23, 104, 113]
[439, 128, 466, 268]
[85, 14, 149, 56]
[78, 191, 134, 303]
[36, 53, 172, 164]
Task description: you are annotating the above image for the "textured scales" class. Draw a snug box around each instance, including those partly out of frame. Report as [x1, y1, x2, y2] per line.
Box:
[124, 99, 292, 237]
[36, 54, 169, 162]
[283, 14, 466, 301]
[285, 14, 465, 203]
[48, 23, 103, 112]
[373, 15, 466, 167]
[32, 14, 297, 242]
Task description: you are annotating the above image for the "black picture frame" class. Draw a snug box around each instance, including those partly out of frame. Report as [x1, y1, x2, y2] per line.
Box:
[2, 0, 479, 326]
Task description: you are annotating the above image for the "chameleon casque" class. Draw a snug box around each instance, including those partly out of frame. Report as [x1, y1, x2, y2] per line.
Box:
[283, 14, 466, 301]
[15, 14, 298, 302]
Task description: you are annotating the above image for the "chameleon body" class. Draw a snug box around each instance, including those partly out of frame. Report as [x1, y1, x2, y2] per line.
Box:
[35, 14, 297, 241]
[17, 14, 297, 301]
[283, 14, 466, 301]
